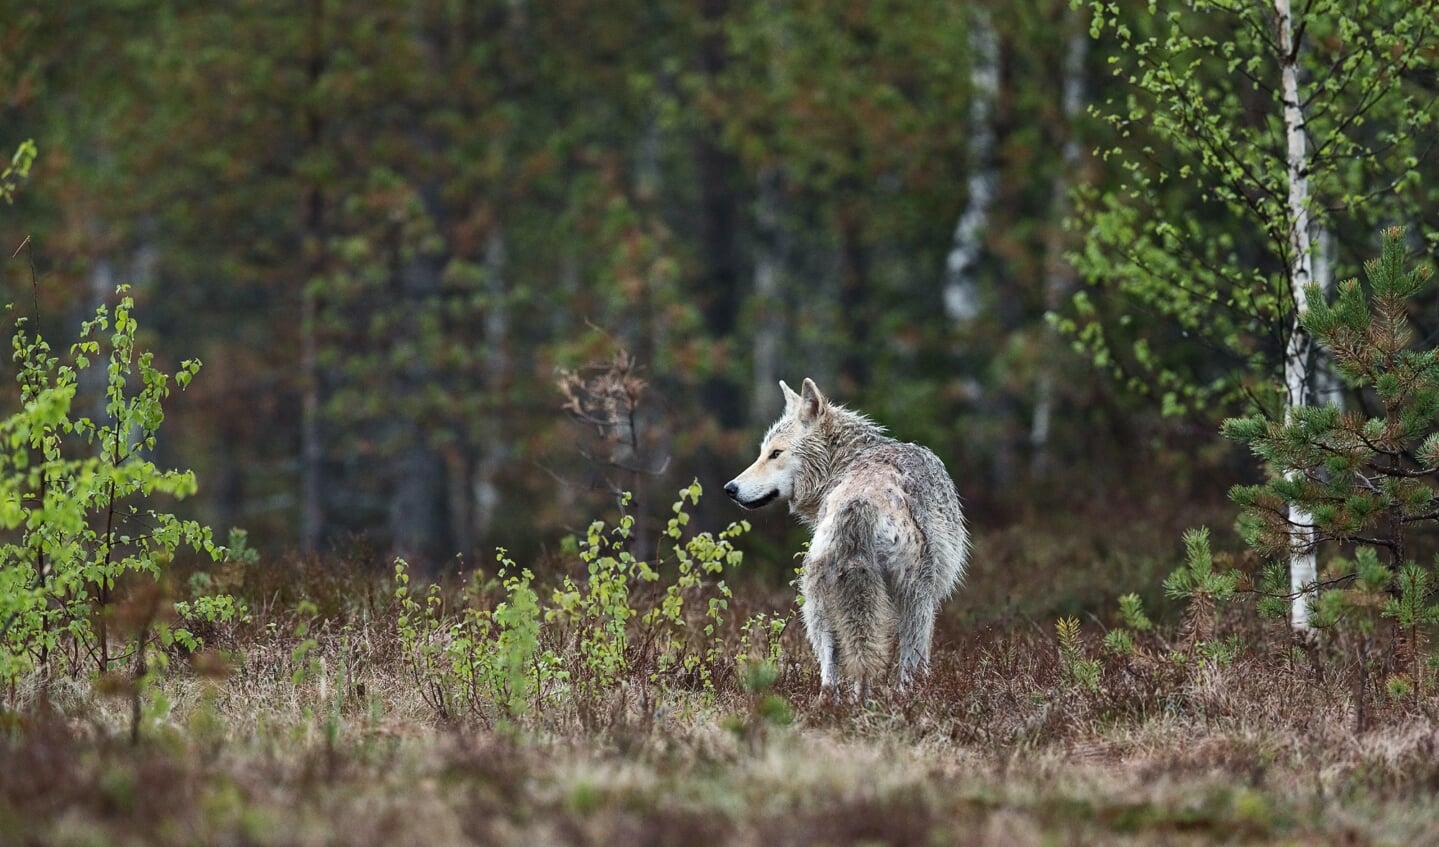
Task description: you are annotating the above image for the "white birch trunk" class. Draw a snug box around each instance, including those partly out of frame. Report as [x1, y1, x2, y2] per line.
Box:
[1277, 0, 1316, 631]
[1031, 19, 1088, 474]
[942, 8, 998, 323]
[473, 226, 509, 546]
[82, 247, 116, 425]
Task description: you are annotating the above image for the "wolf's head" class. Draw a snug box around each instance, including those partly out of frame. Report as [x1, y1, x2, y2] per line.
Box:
[724, 378, 828, 510]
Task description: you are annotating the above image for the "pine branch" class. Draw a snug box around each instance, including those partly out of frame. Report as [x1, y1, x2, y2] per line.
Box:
[1242, 570, 1359, 602]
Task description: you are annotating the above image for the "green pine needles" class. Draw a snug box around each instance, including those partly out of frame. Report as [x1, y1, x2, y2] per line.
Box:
[1225, 228, 1439, 635]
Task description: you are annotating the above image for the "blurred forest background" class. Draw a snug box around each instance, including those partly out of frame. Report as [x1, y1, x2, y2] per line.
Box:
[3, 0, 1437, 580]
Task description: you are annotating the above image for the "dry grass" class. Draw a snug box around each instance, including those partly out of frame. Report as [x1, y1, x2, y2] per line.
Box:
[5, 548, 1439, 847]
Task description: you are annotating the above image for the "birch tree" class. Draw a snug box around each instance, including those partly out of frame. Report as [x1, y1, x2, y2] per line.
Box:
[941, 6, 999, 325]
[1274, 0, 1317, 630]
[1031, 9, 1089, 474]
[1067, 0, 1439, 629]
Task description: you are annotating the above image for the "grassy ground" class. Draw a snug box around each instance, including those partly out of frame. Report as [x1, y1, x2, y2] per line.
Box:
[5, 520, 1439, 846]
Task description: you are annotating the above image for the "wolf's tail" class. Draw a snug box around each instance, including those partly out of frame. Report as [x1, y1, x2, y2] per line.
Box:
[821, 500, 896, 689]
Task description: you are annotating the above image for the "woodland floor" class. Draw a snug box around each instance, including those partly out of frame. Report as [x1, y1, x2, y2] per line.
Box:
[6, 612, 1439, 846]
[5, 508, 1439, 846]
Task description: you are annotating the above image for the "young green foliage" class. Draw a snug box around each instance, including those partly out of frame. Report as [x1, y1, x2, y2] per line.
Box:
[1163, 527, 1239, 657]
[390, 482, 750, 726]
[1065, 1, 1439, 415]
[0, 140, 36, 204]
[1055, 616, 1101, 692]
[485, 549, 565, 720]
[1385, 563, 1439, 633]
[1163, 528, 1238, 606]
[0, 287, 238, 688]
[1102, 592, 1153, 657]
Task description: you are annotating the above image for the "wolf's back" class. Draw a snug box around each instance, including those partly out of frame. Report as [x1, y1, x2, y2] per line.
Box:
[896, 444, 969, 593]
[842, 442, 969, 596]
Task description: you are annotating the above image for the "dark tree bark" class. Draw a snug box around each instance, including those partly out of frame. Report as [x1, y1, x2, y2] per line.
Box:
[750, 166, 787, 425]
[695, 0, 744, 428]
[837, 204, 871, 393]
[299, 0, 327, 554]
[388, 241, 451, 563]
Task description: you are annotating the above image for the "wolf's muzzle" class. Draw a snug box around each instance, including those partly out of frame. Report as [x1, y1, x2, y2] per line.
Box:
[725, 481, 778, 510]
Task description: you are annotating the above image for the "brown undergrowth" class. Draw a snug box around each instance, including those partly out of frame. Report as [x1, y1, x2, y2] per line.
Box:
[4, 503, 1439, 845]
[4, 581, 1439, 846]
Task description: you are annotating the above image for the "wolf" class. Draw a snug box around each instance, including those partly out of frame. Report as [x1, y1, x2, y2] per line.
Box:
[724, 378, 969, 696]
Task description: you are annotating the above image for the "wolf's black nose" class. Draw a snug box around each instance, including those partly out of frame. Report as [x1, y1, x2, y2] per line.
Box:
[724, 481, 739, 500]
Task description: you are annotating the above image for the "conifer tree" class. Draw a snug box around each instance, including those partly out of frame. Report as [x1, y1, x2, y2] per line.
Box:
[1225, 228, 1439, 631]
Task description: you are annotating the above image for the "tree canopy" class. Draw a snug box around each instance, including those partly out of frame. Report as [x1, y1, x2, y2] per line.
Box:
[3, 0, 1438, 570]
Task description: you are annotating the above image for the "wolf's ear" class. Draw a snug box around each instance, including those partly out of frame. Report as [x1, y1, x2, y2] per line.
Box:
[779, 380, 802, 413]
[798, 378, 826, 425]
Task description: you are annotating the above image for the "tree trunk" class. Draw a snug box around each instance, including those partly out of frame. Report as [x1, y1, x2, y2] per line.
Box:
[695, 0, 744, 428]
[299, 0, 327, 555]
[837, 205, 871, 392]
[942, 8, 998, 323]
[82, 248, 115, 421]
[1277, 0, 1316, 632]
[390, 442, 449, 563]
[751, 166, 786, 425]
[1031, 15, 1087, 477]
[1311, 224, 1341, 406]
[389, 241, 450, 563]
[472, 226, 509, 550]
[299, 280, 324, 554]
[749, 3, 790, 424]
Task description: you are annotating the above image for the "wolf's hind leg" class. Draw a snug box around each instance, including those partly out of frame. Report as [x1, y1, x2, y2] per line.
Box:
[895, 591, 938, 687]
[831, 562, 896, 691]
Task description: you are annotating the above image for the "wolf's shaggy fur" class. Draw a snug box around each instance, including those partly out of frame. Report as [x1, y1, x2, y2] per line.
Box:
[725, 379, 969, 694]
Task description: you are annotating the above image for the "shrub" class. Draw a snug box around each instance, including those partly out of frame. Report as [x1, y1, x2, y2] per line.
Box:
[0, 140, 35, 204]
[0, 286, 242, 697]
[391, 482, 752, 727]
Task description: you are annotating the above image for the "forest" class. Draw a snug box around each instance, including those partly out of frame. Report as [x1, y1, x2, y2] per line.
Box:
[4, 0, 1439, 844]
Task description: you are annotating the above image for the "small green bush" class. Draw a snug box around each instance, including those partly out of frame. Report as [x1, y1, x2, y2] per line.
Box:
[392, 482, 751, 726]
[0, 285, 245, 709]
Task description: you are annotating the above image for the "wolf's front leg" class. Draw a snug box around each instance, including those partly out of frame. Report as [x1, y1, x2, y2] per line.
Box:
[809, 612, 840, 688]
[802, 588, 839, 690]
[820, 633, 841, 690]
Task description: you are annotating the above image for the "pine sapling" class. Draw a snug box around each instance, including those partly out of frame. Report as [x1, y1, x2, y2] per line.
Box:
[1226, 229, 1439, 655]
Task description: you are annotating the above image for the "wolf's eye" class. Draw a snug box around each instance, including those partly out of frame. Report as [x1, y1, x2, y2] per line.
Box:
[769, 449, 783, 460]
